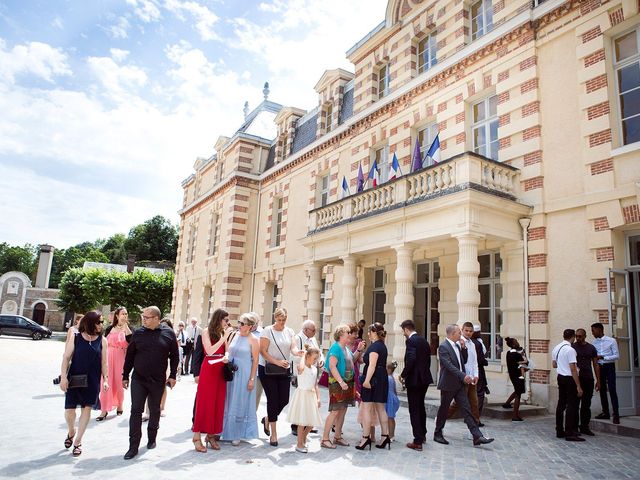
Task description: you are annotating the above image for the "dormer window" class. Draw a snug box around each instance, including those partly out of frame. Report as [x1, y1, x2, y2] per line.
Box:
[471, 0, 493, 40]
[418, 34, 437, 74]
[378, 64, 391, 99]
[325, 103, 334, 133]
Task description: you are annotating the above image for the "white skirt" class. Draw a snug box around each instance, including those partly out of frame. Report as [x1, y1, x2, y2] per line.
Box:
[287, 389, 323, 427]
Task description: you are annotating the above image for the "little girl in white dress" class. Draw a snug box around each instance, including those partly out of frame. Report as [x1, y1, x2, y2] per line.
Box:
[287, 346, 323, 453]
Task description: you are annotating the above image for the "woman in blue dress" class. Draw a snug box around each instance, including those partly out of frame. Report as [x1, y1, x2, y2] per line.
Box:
[222, 313, 260, 445]
[59, 311, 109, 457]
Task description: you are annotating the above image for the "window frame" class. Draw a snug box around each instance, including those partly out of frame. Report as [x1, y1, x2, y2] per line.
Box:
[325, 103, 334, 133]
[207, 211, 218, 257]
[471, 0, 494, 41]
[613, 26, 640, 146]
[318, 173, 330, 207]
[319, 278, 328, 345]
[378, 64, 391, 100]
[372, 268, 386, 325]
[372, 145, 390, 184]
[472, 95, 499, 160]
[417, 33, 437, 74]
[418, 123, 439, 167]
[271, 197, 284, 248]
[478, 251, 503, 362]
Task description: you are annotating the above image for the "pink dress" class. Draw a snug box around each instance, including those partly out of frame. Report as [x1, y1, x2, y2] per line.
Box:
[99, 329, 128, 411]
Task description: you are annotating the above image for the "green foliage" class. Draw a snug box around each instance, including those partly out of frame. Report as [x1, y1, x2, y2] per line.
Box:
[100, 233, 127, 264]
[56, 268, 174, 320]
[0, 243, 38, 278]
[124, 215, 178, 262]
[49, 244, 110, 288]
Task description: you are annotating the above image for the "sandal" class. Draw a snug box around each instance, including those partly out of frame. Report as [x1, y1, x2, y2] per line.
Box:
[205, 435, 220, 450]
[64, 432, 75, 449]
[321, 439, 336, 449]
[96, 413, 108, 422]
[193, 437, 207, 453]
[333, 437, 350, 446]
[116, 410, 123, 416]
[72, 444, 82, 457]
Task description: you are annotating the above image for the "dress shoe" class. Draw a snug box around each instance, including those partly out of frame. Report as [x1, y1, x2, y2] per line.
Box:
[565, 436, 585, 442]
[501, 403, 512, 409]
[147, 441, 157, 449]
[512, 417, 524, 422]
[310, 429, 318, 434]
[406, 442, 423, 451]
[123, 448, 138, 460]
[433, 434, 449, 445]
[613, 415, 620, 425]
[595, 413, 610, 420]
[478, 422, 485, 427]
[556, 432, 565, 438]
[473, 436, 494, 446]
[579, 428, 595, 436]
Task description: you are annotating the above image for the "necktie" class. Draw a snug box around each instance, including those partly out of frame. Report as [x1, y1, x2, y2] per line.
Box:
[455, 343, 465, 373]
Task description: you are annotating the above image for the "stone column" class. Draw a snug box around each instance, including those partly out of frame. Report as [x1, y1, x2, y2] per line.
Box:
[455, 234, 482, 325]
[307, 262, 323, 328]
[392, 244, 415, 362]
[340, 255, 358, 324]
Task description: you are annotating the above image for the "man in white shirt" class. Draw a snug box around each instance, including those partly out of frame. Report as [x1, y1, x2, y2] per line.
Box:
[448, 322, 480, 423]
[291, 320, 324, 435]
[551, 329, 584, 442]
[591, 322, 620, 424]
[184, 317, 202, 375]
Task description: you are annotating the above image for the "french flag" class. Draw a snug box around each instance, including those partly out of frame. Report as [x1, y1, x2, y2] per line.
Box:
[390, 152, 402, 180]
[341, 176, 350, 198]
[426, 133, 441, 164]
[367, 160, 379, 188]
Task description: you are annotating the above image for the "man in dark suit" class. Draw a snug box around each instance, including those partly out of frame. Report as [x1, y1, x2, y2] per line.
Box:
[190, 334, 204, 424]
[400, 319, 433, 451]
[472, 325, 489, 424]
[433, 324, 494, 446]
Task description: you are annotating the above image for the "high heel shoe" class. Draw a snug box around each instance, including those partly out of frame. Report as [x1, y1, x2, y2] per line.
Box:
[116, 409, 123, 416]
[96, 412, 108, 422]
[376, 434, 391, 450]
[192, 437, 207, 453]
[205, 434, 220, 450]
[355, 435, 372, 451]
[261, 416, 270, 436]
[64, 432, 75, 449]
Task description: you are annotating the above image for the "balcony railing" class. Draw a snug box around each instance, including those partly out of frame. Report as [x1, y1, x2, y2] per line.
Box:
[309, 152, 521, 233]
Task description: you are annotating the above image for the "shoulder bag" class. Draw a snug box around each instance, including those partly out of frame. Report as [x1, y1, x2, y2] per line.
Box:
[265, 328, 292, 377]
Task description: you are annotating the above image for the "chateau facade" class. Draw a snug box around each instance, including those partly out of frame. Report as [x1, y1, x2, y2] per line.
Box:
[173, 0, 640, 413]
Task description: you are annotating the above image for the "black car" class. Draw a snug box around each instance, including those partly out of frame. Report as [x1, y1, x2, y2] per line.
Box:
[0, 314, 52, 340]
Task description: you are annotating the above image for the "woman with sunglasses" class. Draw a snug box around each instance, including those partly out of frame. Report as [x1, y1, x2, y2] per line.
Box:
[221, 313, 260, 445]
[192, 309, 231, 452]
[59, 311, 109, 457]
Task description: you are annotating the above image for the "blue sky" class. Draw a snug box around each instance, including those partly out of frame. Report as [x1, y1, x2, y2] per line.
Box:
[0, 0, 387, 248]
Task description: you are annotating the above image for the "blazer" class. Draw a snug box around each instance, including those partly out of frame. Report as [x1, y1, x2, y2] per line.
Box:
[437, 339, 467, 391]
[191, 335, 204, 377]
[401, 334, 433, 388]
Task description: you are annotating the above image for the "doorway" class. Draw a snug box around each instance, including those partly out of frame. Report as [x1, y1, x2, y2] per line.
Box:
[32, 302, 46, 325]
[414, 261, 440, 381]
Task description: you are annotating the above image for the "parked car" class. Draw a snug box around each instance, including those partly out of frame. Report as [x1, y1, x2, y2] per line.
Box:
[0, 314, 52, 340]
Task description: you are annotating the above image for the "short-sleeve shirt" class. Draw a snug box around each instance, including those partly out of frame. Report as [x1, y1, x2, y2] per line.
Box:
[259, 325, 294, 367]
[572, 342, 598, 379]
[551, 340, 577, 376]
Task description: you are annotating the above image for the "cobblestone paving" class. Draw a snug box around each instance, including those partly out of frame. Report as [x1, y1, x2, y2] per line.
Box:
[0, 336, 638, 480]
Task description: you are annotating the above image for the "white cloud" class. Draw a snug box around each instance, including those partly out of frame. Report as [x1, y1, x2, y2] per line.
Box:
[106, 16, 131, 39]
[51, 16, 64, 29]
[127, 0, 162, 23]
[164, 0, 219, 41]
[110, 48, 130, 62]
[0, 38, 72, 83]
[87, 56, 148, 102]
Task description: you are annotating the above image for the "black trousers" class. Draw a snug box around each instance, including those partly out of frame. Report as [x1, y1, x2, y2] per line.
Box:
[556, 374, 579, 436]
[576, 376, 594, 429]
[476, 374, 487, 414]
[183, 342, 194, 374]
[129, 376, 165, 449]
[258, 365, 291, 422]
[407, 384, 429, 443]
[599, 363, 619, 416]
[434, 385, 481, 439]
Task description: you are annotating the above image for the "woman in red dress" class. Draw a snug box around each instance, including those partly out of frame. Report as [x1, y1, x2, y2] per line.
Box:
[192, 308, 231, 452]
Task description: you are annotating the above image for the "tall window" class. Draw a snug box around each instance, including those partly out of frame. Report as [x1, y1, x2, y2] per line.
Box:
[318, 174, 330, 207]
[418, 34, 437, 74]
[325, 103, 334, 133]
[472, 95, 499, 160]
[271, 284, 279, 322]
[471, 0, 493, 40]
[378, 64, 390, 99]
[614, 28, 640, 145]
[319, 278, 328, 345]
[372, 268, 386, 324]
[202, 286, 212, 320]
[217, 161, 224, 182]
[187, 224, 196, 263]
[418, 123, 439, 167]
[207, 212, 218, 256]
[373, 146, 390, 184]
[414, 261, 440, 354]
[271, 197, 284, 247]
[478, 252, 502, 361]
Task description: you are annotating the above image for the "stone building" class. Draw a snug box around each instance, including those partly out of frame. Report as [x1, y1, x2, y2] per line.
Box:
[172, 0, 640, 414]
[0, 245, 66, 330]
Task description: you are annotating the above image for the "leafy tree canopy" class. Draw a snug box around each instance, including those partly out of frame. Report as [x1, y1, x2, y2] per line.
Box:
[0, 243, 38, 278]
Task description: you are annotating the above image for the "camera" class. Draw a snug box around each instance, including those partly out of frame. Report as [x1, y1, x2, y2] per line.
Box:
[53, 375, 61, 385]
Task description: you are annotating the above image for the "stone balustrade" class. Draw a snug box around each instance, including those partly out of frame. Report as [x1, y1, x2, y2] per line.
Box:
[309, 152, 521, 233]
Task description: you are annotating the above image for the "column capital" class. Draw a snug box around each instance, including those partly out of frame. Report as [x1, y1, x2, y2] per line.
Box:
[340, 254, 359, 264]
[451, 232, 485, 241]
[392, 242, 418, 254]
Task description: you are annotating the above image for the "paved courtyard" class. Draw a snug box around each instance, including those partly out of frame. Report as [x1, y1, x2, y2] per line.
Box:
[0, 335, 638, 480]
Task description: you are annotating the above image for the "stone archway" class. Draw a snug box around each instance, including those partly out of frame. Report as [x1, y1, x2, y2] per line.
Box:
[1, 300, 18, 315]
[32, 302, 46, 325]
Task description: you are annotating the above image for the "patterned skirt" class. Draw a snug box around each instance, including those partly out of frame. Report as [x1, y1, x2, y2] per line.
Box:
[328, 371, 356, 411]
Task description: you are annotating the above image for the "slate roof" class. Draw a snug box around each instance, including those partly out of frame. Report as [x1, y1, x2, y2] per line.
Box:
[264, 143, 276, 171]
[291, 112, 318, 154]
[338, 87, 354, 125]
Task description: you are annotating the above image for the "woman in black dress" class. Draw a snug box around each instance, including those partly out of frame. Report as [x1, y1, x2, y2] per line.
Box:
[356, 322, 391, 451]
[503, 337, 525, 421]
[59, 311, 109, 456]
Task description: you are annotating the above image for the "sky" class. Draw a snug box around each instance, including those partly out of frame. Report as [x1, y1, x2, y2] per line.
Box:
[0, 0, 387, 248]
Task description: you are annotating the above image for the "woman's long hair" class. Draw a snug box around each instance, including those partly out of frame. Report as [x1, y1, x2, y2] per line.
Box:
[78, 311, 103, 336]
[208, 308, 228, 343]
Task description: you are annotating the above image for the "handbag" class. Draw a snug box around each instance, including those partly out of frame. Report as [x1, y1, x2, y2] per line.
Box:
[223, 362, 238, 382]
[68, 374, 88, 389]
[264, 328, 292, 377]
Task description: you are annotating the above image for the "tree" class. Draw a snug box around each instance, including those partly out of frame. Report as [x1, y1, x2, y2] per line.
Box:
[100, 233, 127, 264]
[49, 244, 109, 288]
[0, 243, 37, 277]
[124, 215, 178, 262]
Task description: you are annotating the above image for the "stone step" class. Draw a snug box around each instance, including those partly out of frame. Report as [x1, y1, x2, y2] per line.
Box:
[590, 416, 640, 439]
[397, 390, 548, 419]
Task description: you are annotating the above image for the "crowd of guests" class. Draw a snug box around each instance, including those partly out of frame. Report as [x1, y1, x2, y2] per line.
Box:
[58, 304, 622, 459]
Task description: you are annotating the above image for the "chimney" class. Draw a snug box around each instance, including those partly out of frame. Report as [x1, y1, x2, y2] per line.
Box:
[35, 244, 55, 289]
[127, 254, 136, 273]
